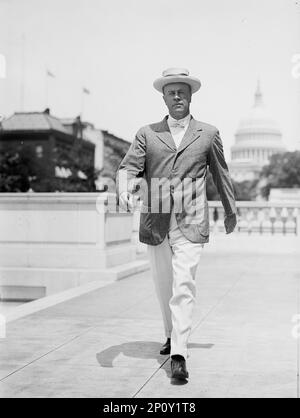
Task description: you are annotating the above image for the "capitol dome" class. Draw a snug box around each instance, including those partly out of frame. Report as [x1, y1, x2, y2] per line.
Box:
[230, 82, 286, 181]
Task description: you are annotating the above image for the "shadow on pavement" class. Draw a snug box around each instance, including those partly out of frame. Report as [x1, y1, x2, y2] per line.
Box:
[96, 341, 165, 368]
[96, 341, 214, 380]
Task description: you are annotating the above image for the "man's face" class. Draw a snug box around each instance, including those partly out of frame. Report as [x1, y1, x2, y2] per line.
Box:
[163, 82, 191, 120]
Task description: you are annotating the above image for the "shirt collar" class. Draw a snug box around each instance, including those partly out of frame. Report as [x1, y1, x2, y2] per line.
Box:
[167, 113, 191, 127]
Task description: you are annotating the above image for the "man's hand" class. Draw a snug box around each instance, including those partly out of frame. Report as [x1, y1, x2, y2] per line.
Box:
[119, 192, 140, 212]
[224, 213, 237, 234]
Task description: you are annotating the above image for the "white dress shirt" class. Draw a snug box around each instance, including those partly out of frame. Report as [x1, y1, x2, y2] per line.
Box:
[167, 113, 191, 149]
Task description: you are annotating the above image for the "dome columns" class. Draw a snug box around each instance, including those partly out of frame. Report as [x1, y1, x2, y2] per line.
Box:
[230, 82, 285, 181]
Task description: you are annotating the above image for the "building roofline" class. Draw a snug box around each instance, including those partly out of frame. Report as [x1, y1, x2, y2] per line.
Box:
[101, 130, 131, 144]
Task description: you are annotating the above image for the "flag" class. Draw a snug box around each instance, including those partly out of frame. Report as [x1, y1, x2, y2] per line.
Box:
[47, 69, 55, 78]
[0, 54, 6, 79]
[83, 87, 90, 95]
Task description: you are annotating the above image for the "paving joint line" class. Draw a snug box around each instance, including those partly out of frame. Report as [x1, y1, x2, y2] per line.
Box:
[132, 356, 170, 398]
[0, 287, 155, 385]
[132, 275, 244, 397]
[191, 274, 244, 335]
[0, 326, 95, 383]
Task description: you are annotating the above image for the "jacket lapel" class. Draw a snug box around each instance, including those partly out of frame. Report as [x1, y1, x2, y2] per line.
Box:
[177, 117, 203, 154]
[154, 117, 177, 152]
[153, 116, 203, 153]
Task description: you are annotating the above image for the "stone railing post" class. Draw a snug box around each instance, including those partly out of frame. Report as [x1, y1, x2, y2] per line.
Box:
[208, 201, 300, 236]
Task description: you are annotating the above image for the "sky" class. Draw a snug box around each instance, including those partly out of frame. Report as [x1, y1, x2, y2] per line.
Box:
[0, 0, 300, 159]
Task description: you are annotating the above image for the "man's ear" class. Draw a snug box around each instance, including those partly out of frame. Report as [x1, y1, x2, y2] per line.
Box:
[163, 94, 167, 105]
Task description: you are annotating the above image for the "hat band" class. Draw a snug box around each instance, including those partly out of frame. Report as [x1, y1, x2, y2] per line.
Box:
[165, 73, 187, 77]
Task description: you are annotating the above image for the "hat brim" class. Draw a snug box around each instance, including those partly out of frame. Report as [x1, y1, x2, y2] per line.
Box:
[153, 75, 201, 94]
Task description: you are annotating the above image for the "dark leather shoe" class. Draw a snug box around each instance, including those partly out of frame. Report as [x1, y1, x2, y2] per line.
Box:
[160, 338, 171, 355]
[171, 355, 189, 380]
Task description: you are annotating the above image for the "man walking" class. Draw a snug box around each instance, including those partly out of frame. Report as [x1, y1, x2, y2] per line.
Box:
[117, 68, 237, 381]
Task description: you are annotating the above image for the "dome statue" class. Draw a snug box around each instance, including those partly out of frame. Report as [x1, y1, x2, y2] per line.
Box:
[229, 81, 286, 182]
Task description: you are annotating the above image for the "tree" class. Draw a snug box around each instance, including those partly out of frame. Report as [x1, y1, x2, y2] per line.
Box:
[0, 145, 42, 192]
[206, 168, 259, 201]
[45, 144, 100, 192]
[0, 143, 100, 192]
[232, 179, 259, 201]
[259, 151, 300, 198]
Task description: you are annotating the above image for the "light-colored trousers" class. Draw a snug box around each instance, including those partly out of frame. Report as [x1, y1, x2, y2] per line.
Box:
[147, 209, 204, 360]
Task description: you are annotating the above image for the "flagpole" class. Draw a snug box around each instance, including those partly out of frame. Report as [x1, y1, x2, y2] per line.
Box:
[81, 89, 84, 118]
[20, 33, 26, 111]
[45, 70, 49, 108]
[45, 70, 55, 110]
[81, 87, 90, 119]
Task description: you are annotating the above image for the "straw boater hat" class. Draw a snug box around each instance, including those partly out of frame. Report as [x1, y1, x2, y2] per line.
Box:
[153, 68, 201, 94]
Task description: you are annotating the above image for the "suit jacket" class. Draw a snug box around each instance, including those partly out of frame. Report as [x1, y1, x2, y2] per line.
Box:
[116, 115, 237, 245]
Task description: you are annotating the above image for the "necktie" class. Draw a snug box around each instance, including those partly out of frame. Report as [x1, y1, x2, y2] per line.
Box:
[169, 120, 186, 129]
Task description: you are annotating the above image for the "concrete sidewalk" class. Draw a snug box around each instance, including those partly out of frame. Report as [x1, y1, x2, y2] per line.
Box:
[0, 235, 299, 398]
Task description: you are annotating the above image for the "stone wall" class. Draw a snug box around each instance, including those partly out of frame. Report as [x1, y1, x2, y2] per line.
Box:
[0, 193, 145, 300]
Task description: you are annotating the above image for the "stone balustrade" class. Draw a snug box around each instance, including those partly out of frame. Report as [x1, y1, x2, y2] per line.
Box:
[208, 201, 300, 235]
[1, 193, 299, 302]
